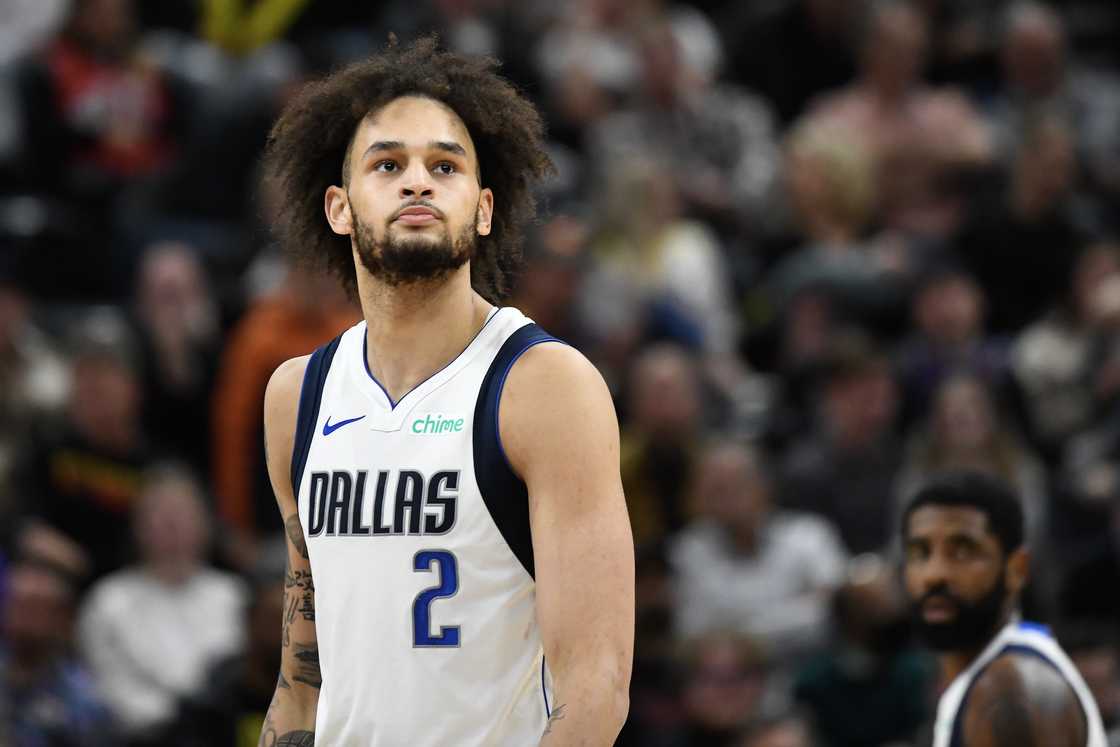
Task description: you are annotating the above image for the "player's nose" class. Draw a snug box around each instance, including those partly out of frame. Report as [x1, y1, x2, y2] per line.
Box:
[399, 161, 434, 199]
[918, 550, 952, 592]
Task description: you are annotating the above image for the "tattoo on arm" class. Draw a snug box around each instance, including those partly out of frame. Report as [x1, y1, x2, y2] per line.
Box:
[293, 643, 322, 689]
[542, 704, 567, 736]
[286, 514, 309, 559]
[277, 672, 291, 690]
[259, 719, 314, 747]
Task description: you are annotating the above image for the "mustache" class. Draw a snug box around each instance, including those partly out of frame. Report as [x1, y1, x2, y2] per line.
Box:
[390, 200, 445, 221]
[918, 585, 964, 608]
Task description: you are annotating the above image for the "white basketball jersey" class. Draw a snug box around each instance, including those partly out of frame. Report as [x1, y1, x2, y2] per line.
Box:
[933, 619, 1107, 747]
[290, 307, 560, 746]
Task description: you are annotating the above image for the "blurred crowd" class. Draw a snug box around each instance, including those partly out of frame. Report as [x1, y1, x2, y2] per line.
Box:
[1, 0, 1119, 745]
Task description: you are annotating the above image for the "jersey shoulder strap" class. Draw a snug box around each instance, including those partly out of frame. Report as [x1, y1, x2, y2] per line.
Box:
[290, 333, 345, 497]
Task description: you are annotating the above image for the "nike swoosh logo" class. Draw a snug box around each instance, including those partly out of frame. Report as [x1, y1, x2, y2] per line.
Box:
[322, 415, 366, 436]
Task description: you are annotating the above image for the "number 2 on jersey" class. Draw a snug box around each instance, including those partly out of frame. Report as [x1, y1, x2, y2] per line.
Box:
[412, 550, 460, 647]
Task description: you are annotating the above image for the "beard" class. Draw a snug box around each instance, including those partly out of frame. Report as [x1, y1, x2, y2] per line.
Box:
[353, 210, 476, 287]
[909, 572, 1008, 653]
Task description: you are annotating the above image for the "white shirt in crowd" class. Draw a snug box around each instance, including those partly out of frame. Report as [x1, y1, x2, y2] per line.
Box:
[78, 568, 247, 734]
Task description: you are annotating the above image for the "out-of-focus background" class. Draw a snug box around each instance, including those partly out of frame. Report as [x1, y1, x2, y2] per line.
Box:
[0, 0, 1118, 744]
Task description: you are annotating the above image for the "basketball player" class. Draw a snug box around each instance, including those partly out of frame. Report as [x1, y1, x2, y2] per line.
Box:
[900, 471, 1106, 746]
[254, 39, 634, 746]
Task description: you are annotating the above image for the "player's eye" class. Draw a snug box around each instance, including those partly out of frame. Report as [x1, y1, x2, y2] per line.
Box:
[433, 162, 456, 175]
[904, 543, 928, 563]
[374, 160, 399, 172]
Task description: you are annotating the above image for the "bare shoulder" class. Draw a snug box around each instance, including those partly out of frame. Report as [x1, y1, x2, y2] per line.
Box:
[264, 355, 312, 505]
[505, 341, 608, 398]
[500, 342, 618, 477]
[962, 653, 1087, 747]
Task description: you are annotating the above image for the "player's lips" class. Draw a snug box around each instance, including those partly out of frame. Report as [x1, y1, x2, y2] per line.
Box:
[921, 597, 958, 622]
[394, 206, 441, 225]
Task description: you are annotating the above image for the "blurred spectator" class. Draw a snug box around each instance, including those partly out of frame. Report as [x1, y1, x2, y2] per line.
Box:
[78, 464, 245, 744]
[211, 262, 357, 551]
[896, 373, 1049, 551]
[508, 218, 590, 349]
[801, 0, 992, 237]
[10, 0, 192, 301]
[670, 441, 847, 656]
[588, 19, 780, 235]
[620, 345, 705, 548]
[897, 267, 1011, 427]
[1016, 243, 1120, 454]
[989, 2, 1120, 205]
[767, 121, 915, 331]
[0, 561, 114, 746]
[581, 159, 739, 358]
[794, 555, 934, 747]
[722, 0, 862, 125]
[0, 263, 69, 523]
[133, 242, 221, 476]
[958, 117, 1100, 333]
[781, 332, 901, 554]
[736, 711, 815, 747]
[667, 633, 771, 747]
[175, 573, 284, 747]
[13, 0, 187, 204]
[18, 310, 151, 580]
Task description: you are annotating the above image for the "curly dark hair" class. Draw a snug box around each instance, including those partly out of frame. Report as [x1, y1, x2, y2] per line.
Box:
[261, 36, 554, 303]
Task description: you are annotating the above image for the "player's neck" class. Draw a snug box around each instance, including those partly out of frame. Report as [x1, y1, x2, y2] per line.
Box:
[358, 267, 491, 403]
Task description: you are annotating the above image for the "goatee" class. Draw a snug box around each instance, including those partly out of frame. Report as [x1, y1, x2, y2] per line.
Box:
[353, 212, 475, 286]
[910, 573, 1007, 653]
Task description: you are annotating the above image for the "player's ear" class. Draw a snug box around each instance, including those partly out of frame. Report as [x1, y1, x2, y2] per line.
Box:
[325, 185, 353, 236]
[476, 188, 494, 237]
[1005, 546, 1030, 596]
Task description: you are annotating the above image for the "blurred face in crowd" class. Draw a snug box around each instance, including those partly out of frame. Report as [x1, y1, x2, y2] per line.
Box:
[835, 559, 910, 659]
[914, 274, 984, 348]
[1013, 121, 1075, 215]
[326, 96, 493, 289]
[683, 637, 766, 732]
[1003, 5, 1066, 97]
[134, 472, 211, 574]
[932, 375, 997, 454]
[1072, 245, 1120, 325]
[824, 362, 898, 448]
[137, 244, 216, 340]
[70, 0, 136, 57]
[903, 505, 1027, 652]
[68, 353, 141, 445]
[2, 565, 74, 668]
[694, 444, 771, 542]
[862, 3, 928, 98]
[629, 346, 701, 442]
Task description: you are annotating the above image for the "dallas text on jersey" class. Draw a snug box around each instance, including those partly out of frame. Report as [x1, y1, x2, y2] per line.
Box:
[305, 470, 459, 537]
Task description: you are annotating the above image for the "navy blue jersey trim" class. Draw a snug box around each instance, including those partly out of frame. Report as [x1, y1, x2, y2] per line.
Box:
[290, 334, 344, 498]
[949, 643, 1080, 747]
[472, 323, 562, 579]
[542, 656, 551, 718]
[363, 309, 501, 410]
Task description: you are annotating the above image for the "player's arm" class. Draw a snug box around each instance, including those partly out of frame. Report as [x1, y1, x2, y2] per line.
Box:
[501, 344, 635, 746]
[258, 355, 320, 747]
[961, 654, 1088, 747]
